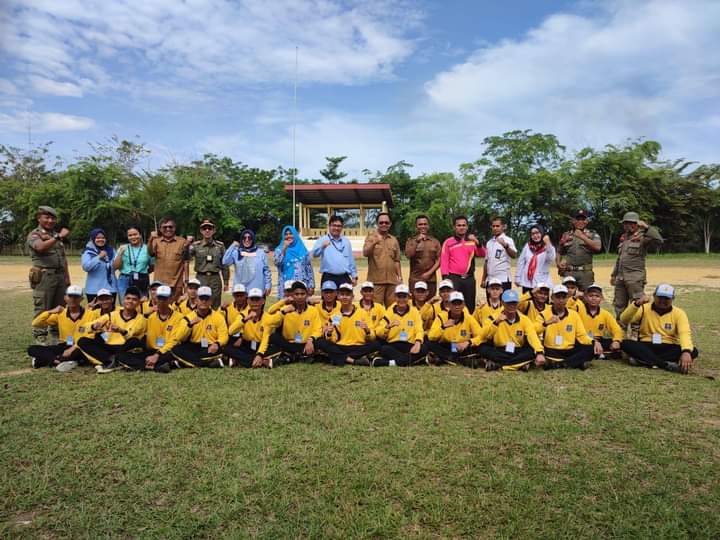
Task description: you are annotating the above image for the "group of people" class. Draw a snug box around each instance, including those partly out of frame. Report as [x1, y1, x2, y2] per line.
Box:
[25, 205, 698, 374]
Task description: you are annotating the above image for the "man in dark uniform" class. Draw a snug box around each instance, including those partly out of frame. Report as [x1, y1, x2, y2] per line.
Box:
[27, 206, 71, 343]
[188, 219, 229, 309]
[557, 209, 601, 291]
[404, 214, 441, 298]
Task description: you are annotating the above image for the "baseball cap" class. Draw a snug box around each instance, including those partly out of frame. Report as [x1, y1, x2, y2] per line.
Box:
[449, 291, 465, 303]
[395, 284, 410, 295]
[360, 281, 374, 290]
[562, 276, 577, 284]
[283, 280, 295, 291]
[439, 279, 454, 290]
[232, 283, 247, 294]
[574, 209, 589, 219]
[197, 286, 212, 298]
[654, 283, 675, 298]
[96, 288, 112, 297]
[552, 285, 569, 295]
[501, 289, 520, 303]
[149, 280, 164, 288]
[248, 288, 264, 299]
[321, 281, 337, 291]
[65, 285, 83, 296]
[487, 278, 503, 287]
[586, 283, 603, 293]
[414, 281, 428, 290]
[338, 283, 353, 292]
[535, 282, 550, 290]
[187, 278, 201, 287]
[156, 285, 172, 298]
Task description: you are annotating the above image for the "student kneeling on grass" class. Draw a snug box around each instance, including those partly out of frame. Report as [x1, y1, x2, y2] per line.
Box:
[427, 291, 484, 367]
[620, 284, 698, 374]
[540, 285, 594, 370]
[170, 286, 229, 368]
[316, 283, 380, 366]
[264, 281, 322, 364]
[478, 289, 545, 372]
[578, 283, 623, 360]
[28, 285, 97, 372]
[77, 287, 148, 374]
[373, 284, 426, 367]
[116, 285, 184, 373]
[223, 288, 276, 368]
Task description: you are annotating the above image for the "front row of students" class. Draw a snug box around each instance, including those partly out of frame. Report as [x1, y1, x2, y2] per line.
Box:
[28, 277, 698, 374]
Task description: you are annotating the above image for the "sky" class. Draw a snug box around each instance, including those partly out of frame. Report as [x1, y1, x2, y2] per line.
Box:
[0, 0, 718, 179]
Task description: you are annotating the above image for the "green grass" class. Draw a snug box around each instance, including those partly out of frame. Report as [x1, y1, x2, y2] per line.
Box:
[2, 288, 720, 538]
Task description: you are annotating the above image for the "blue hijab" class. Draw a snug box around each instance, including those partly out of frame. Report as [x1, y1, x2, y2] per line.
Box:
[239, 229, 257, 252]
[83, 228, 115, 283]
[275, 225, 307, 279]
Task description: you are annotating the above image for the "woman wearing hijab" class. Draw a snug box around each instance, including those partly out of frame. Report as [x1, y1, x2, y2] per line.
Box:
[515, 225, 556, 292]
[113, 225, 153, 300]
[81, 228, 118, 303]
[273, 225, 315, 296]
[222, 229, 272, 297]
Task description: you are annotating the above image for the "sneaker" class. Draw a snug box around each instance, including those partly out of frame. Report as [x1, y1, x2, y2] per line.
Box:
[228, 358, 236, 368]
[207, 358, 225, 368]
[628, 356, 639, 366]
[56, 360, 78, 373]
[30, 357, 38, 369]
[485, 360, 500, 372]
[579, 361, 592, 371]
[353, 356, 370, 367]
[277, 353, 291, 366]
[155, 362, 171, 374]
[267, 357, 274, 369]
[96, 360, 121, 374]
[664, 362, 681, 373]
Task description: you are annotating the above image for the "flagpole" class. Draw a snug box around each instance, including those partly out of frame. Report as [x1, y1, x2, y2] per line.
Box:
[292, 45, 298, 229]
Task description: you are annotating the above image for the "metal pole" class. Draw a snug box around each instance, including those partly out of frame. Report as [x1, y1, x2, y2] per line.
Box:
[292, 45, 298, 229]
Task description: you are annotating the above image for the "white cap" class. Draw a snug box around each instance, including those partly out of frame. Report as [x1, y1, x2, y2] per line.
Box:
[156, 285, 172, 298]
[395, 284, 410, 295]
[338, 283, 354, 292]
[96, 288, 112, 297]
[449, 291, 465, 303]
[536, 282, 550, 290]
[552, 284, 569, 295]
[562, 276, 577, 284]
[360, 281, 374, 290]
[248, 288, 264, 298]
[65, 285, 83, 296]
[414, 281, 428, 290]
[486, 277, 503, 287]
[187, 278, 201, 286]
[586, 283, 603, 293]
[197, 286, 212, 297]
[232, 283, 247, 294]
[283, 279, 294, 290]
[438, 279, 454, 290]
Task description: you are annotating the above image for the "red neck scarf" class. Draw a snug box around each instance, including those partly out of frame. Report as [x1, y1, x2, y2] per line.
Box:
[526, 241, 546, 281]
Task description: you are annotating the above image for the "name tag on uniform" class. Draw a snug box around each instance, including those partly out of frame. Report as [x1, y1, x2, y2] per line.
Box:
[303, 320, 310, 327]
[156, 337, 165, 348]
[505, 342, 515, 353]
[450, 342, 458, 353]
[201, 337, 209, 348]
[554, 335, 563, 346]
[399, 330, 408, 342]
[79, 326, 86, 334]
[133, 272, 139, 280]
[233, 332, 240, 338]
[250, 340, 257, 350]
[332, 315, 341, 326]
[407, 320, 414, 327]
[66, 335, 74, 346]
[588, 330, 594, 338]
[664, 323, 672, 330]
[206, 255, 213, 262]
[495, 249, 502, 259]
[101, 332, 110, 342]
[294, 332, 303, 343]
[652, 333, 662, 344]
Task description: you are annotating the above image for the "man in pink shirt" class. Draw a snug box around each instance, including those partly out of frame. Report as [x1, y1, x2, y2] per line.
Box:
[440, 215, 486, 308]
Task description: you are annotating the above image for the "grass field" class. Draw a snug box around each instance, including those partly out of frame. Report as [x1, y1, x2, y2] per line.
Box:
[2, 257, 720, 538]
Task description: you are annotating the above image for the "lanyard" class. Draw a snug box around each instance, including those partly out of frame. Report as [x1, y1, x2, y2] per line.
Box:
[329, 235, 345, 253]
[127, 245, 142, 271]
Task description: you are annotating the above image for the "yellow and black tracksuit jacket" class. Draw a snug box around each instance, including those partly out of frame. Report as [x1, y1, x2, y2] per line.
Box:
[482, 312, 544, 353]
[265, 304, 322, 345]
[410, 301, 436, 331]
[427, 311, 484, 346]
[317, 301, 341, 325]
[144, 308, 187, 354]
[541, 309, 593, 352]
[473, 301, 503, 326]
[139, 299, 158, 315]
[227, 311, 274, 355]
[32, 307, 97, 345]
[174, 298, 199, 316]
[620, 303, 694, 351]
[375, 305, 424, 344]
[267, 298, 290, 315]
[518, 292, 553, 334]
[325, 306, 375, 346]
[579, 306, 623, 342]
[179, 309, 229, 347]
[88, 310, 147, 346]
[223, 302, 250, 332]
[355, 300, 386, 332]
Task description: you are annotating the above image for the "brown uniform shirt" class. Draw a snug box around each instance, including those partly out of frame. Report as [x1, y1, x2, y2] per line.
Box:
[558, 229, 601, 267]
[612, 226, 663, 281]
[27, 227, 66, 269]
[364, 232, 401, 284]
[405, 234, 441, 282]
[149, 236, 188, 291]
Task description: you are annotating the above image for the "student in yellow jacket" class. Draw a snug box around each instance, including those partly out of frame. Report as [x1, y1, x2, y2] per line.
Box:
[478, 289, 545, 372]
[620, 284, 698, 373]
[356, 281, 386, 332]
[27, 284, 97, 371]
[316, 283, 380, 366]
[373, 284, 426, 367]
[473, 277, 504, 326]
[517, 282, 553, 334]
[310, 281, 341, 325]
[117, 285, 184, 373]
[427, 291, 484, 366]
[174, 278, 201, 315]
[223, 288, 275, 368]
[77, 287, 147, 373]
[578, 284, 623, 359]
[410, 281, 436, 331]
[541, 284, 594, 370]
[139, 280, 163, 315]
[221, 283, 249, 328]
[171, 286, 229, 368]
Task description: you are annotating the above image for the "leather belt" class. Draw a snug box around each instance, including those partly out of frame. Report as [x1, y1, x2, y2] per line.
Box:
[197, 271, 219, 276]
[568, 265, 592, 271]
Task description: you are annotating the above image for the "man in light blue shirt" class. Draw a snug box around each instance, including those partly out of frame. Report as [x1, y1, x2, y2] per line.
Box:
[311, 215, 358, 288]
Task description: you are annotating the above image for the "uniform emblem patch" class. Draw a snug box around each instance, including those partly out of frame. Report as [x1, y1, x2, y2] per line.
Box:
[665, 323, 672, 330]
[566, 325, 573, 332]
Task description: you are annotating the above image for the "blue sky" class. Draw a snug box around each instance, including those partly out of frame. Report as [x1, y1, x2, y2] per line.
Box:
[1, 0, 718, 179]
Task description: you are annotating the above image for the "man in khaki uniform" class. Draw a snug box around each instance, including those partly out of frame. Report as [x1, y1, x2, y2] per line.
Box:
[611, 211, 663, 320]
[27, 206, 71, 342]
[404, 214, 441, 297]
[362, 212, 402, 306]
[188, 219, 229, 309]
[148, 217, 191, 302]
[557, 209, 601, 291]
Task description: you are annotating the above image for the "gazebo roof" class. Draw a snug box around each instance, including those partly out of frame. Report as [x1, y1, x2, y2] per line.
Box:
[284, 183, 393, 207]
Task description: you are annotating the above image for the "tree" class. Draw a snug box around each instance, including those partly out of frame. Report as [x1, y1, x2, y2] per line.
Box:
[320, 156, 348, 182]
[684, 164, 720, 253]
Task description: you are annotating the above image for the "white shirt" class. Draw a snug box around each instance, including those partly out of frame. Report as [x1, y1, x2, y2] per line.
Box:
[485, 234, 516, 282]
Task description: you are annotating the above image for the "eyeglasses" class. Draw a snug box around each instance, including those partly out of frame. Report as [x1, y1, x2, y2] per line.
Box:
[201, 226, 214, 231]
[161, 225, 175, 229]
[378, 221, 391, 225]
[242, 235, 252, 240]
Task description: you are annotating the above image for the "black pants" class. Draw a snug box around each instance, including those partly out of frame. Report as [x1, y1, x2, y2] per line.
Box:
[478, 344, 536, 368]
[448, 274, 476, 309]
[117, 347, 173, 371]
[27, 343, 84, 367]
[321, 272, 352, 289]
[316, 339, 381, 366]
[620, 341, 698, 369]
[594, 337, 621, 359]
[77, 336, 143, 366]
[373, 341, 428, 367]
[269, 331, 311, 361]
[427, 341, 479, 365]
[544, 345, 594, 369]
[171, 342, 223, 368]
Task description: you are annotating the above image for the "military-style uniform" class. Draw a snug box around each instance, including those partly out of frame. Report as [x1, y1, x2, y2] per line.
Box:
[27, 222, 68, 342]
[558, 229, 601, 291]
[188, 239, 228, 309]
[611, 219, 663, 319]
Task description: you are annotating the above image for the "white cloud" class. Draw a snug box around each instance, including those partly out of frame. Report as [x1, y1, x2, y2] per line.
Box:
[29, 76, 84, 97]
[0, 111, 95, 133]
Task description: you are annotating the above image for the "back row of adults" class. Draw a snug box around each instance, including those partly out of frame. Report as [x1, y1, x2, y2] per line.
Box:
[27, 205, 662, 344]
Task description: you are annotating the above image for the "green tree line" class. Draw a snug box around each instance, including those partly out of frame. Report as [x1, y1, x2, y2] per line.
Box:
[1, 131, 718, 253]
